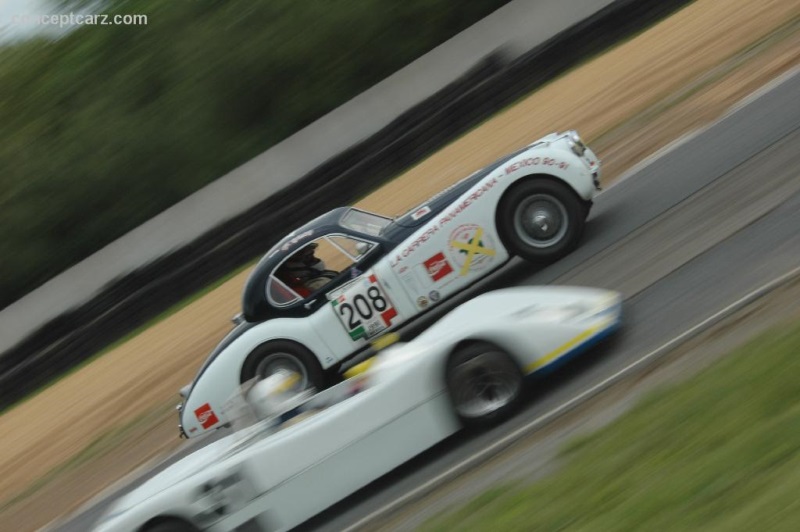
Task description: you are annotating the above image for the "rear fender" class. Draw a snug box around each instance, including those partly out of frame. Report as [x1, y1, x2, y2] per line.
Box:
[180, 318, 331, 438]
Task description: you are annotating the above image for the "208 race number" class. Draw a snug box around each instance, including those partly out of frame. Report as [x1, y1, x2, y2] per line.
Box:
[332, 274, 397, 341]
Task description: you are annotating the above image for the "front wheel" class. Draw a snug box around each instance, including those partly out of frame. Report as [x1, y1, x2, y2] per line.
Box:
[446, 342, 523, 427]
[241, 340, 326, 391]
[497, 179, 585, 263]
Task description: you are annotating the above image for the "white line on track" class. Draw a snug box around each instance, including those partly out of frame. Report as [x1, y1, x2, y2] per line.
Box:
[344, 263, 800, 531]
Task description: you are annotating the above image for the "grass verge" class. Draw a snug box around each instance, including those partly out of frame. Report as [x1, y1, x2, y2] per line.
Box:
[422, 321, 800, 531]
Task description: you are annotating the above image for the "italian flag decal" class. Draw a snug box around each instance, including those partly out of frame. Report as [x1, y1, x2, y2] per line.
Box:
[332, 273, 397, 341]
[349, 325, 367, 341]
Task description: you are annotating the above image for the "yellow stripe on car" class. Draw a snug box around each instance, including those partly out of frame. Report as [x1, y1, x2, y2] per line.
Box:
[343, 333, 401, 379]
[524, 325, 601, 373]
[275, 371, 300, 392]
[343, 358, 375, 379]
[371, 332, 400, 351]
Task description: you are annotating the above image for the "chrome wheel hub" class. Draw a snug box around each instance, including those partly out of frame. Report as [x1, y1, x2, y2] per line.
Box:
[514, 194, 569, 248]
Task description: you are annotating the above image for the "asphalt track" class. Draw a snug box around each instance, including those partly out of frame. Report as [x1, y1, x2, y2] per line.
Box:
[60, 68, 800, 531]
[304, 68, 800, 531]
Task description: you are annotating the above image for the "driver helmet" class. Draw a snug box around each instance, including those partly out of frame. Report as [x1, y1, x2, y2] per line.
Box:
[246, 369, 310, 421]
[282, 243, 325, 280]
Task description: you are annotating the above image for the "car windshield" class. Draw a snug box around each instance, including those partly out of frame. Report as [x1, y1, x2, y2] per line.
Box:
[339, 208, 391, 237]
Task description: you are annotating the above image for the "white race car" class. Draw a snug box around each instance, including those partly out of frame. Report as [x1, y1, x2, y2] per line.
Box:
[99, 287, 621, 532]
[179, 131, 603, 438]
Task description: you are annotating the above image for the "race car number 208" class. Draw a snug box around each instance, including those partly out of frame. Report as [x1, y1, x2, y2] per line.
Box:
[331, 274, 398, 341]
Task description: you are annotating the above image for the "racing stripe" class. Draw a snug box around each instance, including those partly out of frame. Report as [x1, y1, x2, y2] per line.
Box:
[524, 325, 602, 373]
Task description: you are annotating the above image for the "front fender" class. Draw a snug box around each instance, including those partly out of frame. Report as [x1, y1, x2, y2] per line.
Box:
[180, 318, 331, 438]
[505, 133, 600, 201]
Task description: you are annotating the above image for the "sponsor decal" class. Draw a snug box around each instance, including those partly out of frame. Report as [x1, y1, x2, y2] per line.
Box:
[449, 224, 496, 276]
[391, 177, 500, 267]
[194, 403, 219, 429]
[437, 177, 498, 227]
[429, 290, 441, 302]
[424, 252, 454, 282]
[267, 229, 314, 258]
[390, 225, 441, 267]
[504, 157, 570, 175]
[411, 205, 431, 220]
[417, 296, 429, 309]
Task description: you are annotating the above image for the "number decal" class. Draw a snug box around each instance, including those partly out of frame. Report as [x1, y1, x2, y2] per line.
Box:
[367, 286, 387, 311]
[332, 273, 398, 341]
[353, 294, 373, 320]
[339, 303, 360, 329]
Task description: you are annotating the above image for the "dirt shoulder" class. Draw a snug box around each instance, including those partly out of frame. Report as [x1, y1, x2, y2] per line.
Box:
[1, 0, 800, 530]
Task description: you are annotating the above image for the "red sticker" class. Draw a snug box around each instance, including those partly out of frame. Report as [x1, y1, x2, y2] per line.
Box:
[194, 403, 219, 429]
[381, 306, 398, 326]
[411, 206, 431, 220]
[424, 252, 454, 282]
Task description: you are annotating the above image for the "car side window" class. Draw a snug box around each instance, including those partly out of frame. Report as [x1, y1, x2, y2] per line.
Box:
[266, 276, 302, 306]
[267, 234, 377, 307]
[327, 235, 373, 262]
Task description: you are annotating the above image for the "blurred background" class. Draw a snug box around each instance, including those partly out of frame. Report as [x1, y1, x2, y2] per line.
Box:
[2, 0, 799, 530]
[0, 0, 507, 310]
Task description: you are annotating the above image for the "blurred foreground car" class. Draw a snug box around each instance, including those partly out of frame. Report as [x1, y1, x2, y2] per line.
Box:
[179, 131, 603, 437]
[99, 287, 620, 532]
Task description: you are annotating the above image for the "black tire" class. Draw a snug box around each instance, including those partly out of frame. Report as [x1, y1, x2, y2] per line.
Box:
[446, 342, 523, 427]
[241, 340, 326, 391]
[143, 518, 199, 532]
[497, 178, 585, 263]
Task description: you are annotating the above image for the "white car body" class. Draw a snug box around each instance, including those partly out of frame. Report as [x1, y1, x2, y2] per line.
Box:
[180, 131, 603, 438]
[99, 286, 621, 532]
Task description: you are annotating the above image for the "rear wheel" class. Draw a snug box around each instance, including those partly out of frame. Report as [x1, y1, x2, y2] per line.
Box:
[241, 340, 326, 391]
[446, 342, 523, 426]
[497, 179, 585, 263]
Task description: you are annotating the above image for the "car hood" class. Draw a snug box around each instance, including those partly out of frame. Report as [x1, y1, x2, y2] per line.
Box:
[104, 434, 238, 518]
[418, 286, 620, 343]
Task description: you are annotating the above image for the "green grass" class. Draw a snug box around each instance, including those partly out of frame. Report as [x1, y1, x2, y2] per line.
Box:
[422, 321, 800, 531]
